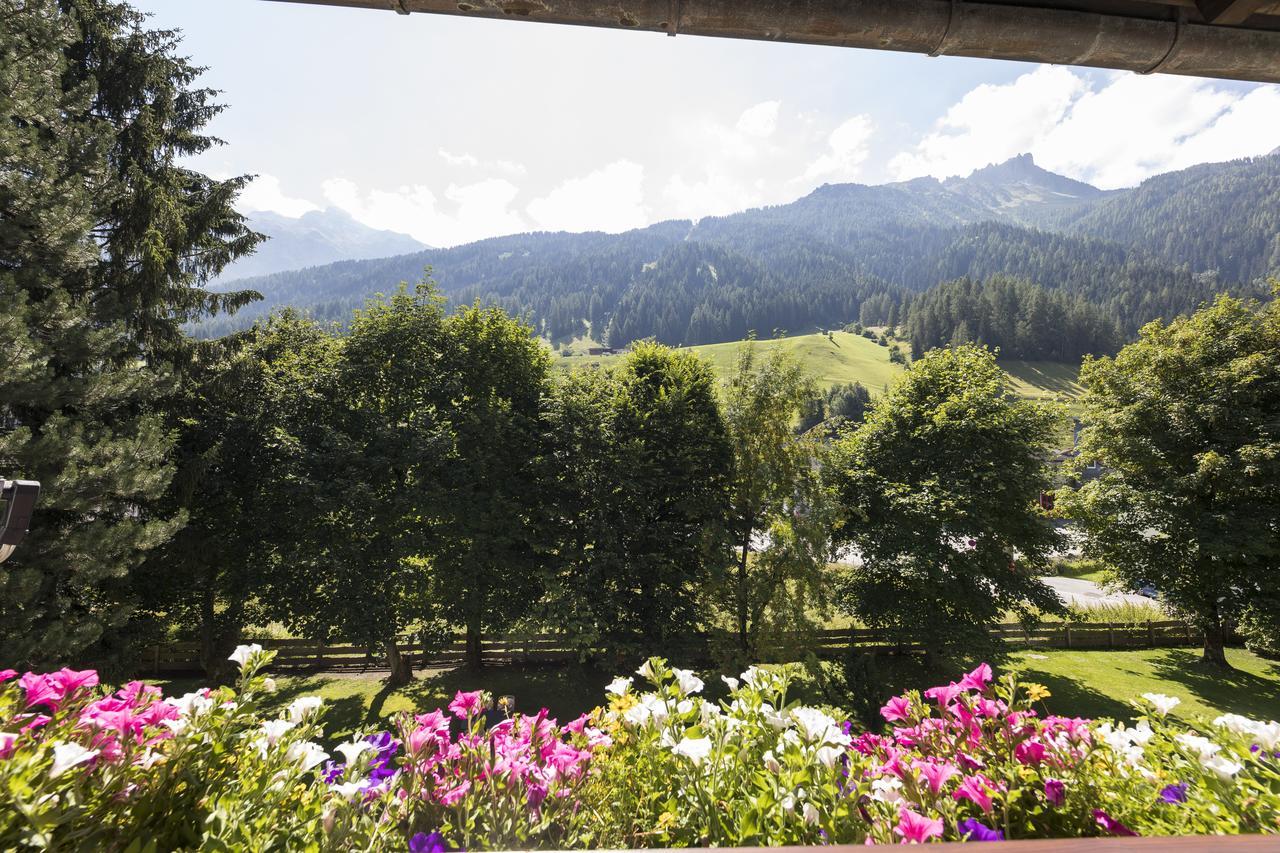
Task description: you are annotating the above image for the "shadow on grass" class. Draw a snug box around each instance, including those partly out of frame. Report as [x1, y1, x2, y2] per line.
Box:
[1002, 361, 1083, 396]
[1148, 649, 1280, 721]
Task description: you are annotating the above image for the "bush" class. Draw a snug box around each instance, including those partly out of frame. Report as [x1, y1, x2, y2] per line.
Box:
[3, 653, 1278, 847]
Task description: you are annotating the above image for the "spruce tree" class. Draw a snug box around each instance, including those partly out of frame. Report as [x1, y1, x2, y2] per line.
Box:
[0, 0, 259, 667]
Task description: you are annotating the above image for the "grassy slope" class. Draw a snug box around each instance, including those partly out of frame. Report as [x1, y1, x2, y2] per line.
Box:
[555, 333, 1084, 411]
[159, 648, 1280, 742]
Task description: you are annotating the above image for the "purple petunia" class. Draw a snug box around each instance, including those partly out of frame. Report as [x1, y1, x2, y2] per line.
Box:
[365, 731, 400, 784]
[957, 818, 1004, 841]
[409, 831, 452, 853]
[1044, 778, 1065, 807]
[1159, 782, 1189, 804]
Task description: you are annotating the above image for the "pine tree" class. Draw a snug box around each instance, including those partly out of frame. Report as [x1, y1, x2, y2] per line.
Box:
[0, 0, 259, 667]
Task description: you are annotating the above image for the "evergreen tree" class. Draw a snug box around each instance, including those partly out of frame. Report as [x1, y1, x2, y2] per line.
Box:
[0, 0, 258, 666]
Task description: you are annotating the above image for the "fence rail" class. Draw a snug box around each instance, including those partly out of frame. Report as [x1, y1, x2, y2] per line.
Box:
[143, 620, 1207, 676]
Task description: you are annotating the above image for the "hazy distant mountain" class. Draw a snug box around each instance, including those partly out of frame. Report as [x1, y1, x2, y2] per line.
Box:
[196, 153, 1279, 344]
[215, 208, 428, 283]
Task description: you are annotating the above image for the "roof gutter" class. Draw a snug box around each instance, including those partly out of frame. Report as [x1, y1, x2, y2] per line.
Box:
[263, 0, 1280, 84]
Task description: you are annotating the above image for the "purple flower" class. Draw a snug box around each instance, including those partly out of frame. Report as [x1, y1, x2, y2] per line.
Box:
[957, 818, 1004, 841]
[365, 731, 400, 784]
[322, 760, 345, 784]
[409, 832, 451, 853]
[1044, 778, 1065, 807]
[1159, 782, 1189, 804]
[1093, 809, 1139, 837]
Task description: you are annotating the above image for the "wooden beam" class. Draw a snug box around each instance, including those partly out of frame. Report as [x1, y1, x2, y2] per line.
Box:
[1195, 0, 1267, 23]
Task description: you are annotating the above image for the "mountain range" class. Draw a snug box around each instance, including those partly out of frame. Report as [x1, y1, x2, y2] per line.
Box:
[197, 152, 1280, 344]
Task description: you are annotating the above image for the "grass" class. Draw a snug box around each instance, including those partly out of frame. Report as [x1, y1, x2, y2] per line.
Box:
[1052, 558, 1111, 585]
[552, 334, 1085, 415]
[157, 647, 1280, 744]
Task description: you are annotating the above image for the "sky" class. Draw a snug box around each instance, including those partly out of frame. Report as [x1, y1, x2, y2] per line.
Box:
[135, 0, 1280, 248]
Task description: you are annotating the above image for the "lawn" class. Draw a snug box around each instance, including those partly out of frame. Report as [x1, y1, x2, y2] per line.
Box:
[158, 647, 1280, 744]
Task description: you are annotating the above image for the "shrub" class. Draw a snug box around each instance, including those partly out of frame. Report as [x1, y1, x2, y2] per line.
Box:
[2, 652, 1278, 847]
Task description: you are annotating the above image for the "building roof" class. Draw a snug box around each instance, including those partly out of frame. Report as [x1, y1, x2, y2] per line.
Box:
[265, 0, 1280, 83]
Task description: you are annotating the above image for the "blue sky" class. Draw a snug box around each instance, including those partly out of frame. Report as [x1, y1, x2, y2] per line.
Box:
[136, 0, 1280, 246]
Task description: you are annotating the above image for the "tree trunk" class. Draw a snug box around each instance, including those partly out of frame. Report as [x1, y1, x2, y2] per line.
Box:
[385, 638, 413, 686]
[465, 621, 483, 670]
[737, 526, 751, 656]
[1202, 621, 1232, 668]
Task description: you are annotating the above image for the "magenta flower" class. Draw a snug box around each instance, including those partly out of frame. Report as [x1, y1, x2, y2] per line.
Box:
[1015, 740, 1046, 765]
[923, 682, 963, 709]
[1044, 778, 1065, 806]
[913, 759, 959, 795]
[52, 668, 99, 695]
[958, 817, 1004, 841]
[954, 774, 996, 814]
[881, 695, 912, 723]
[448, 691, 486, 719]
[18, 673, 66, 711]
[0, 669, 16, 684]
[958, 663, 993, 692]
[1093, 809, 1138, 837]
[895, 807, 943, 844]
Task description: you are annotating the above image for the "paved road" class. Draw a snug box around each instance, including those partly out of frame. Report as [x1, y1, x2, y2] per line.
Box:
[1041, 575, 1154, 608]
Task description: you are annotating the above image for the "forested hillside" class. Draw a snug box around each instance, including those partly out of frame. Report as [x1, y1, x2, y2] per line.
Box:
[197, 152, 1280, 346]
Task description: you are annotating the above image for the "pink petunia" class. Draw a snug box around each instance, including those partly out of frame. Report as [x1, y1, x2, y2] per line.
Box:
[447, 690, 486, 719]
[1093, 809, 1138, 837]
[923, 682, 963, 710]
[880, 695, 912, 722]
[912, 759, 959, 795]
[0, 669, 16, 684]
[52, 668, 99, 695]
[436, 778, 471, 806]
[954, 774, 996, 814]
[895, 807, 944, 844]
[957, 663, 993, 693]
[1015, 740, 1047, 765]
[18, 673, 66, 711]
[0, 732, 16, 759]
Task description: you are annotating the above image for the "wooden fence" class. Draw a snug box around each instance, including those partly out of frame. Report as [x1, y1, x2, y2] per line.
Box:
[143, 620, 1206, 676]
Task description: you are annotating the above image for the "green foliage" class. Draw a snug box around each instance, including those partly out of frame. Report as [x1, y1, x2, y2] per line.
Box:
[1061, 292, 1280, 667]
[0, 0, 258, 668]
[826, 345, 1066, 655]
[542, 344, 733, 660]
[716, 345, 835, 660]
[906, 276, 1122, 361]
[798, 382, 873, 433]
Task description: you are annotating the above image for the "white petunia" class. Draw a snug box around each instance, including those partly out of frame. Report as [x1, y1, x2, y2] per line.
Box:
[763, 750, 781, 773]
[721, 675, 740, 692]
[671, 736, 713, 766]
[780, 793, 796, 812]
[48, 741, 98, 778]
[286, 696, 324, 722]
[815, 745, 845, 769]
[166, 692, 213, 718]
[262, 678, 278, 694]
[671, 668, 704, 696]
[870, 776, 904, 804]
[1213, 714, 1259, 737]
[1201, 753, 1243, 780]
[622, 703, 652, 728]
[636, 659, 659, 681]
[803, 802, 820, 825]
[162, 718, 188, 737]
[760, 703, 789, 731]
[228, 643, 263, 666]
[1175, 733, 1221, 759]
[676, 699, 694, 715]
[606, 676, 633, 696]
[286, 740, 329, 772]
[136, 749, 165, 769]
[740, 666, 763, 687]
[790, 707, 850, 747]
[260, 718, 297, 745]
[1141, 693, 1181, 716]
[335, 740, 373, 765]
[330, 779, 367, 798]
[1252, 720, 1280, 751]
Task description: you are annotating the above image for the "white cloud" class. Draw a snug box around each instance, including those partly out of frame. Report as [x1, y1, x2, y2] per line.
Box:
[803, 114, 875, 182]
[736, 100, 780, 138]
[321, 176, 527, 247]
[237, 173, 321, 217]
[526, 160, 647, 233]
[892, 66, 1280, 189]
[438, 148, 527, 175]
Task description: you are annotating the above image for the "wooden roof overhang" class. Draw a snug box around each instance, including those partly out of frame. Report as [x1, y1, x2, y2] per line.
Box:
[263, 0, 1280, 83]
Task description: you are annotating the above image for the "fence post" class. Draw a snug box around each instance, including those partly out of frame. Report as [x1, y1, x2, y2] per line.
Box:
[1108, 622, 1115, 649]
[1184, 623, 1192, 646]
[153, 645, 160, 676]
[1147, 620, 1154, 647]
[1063, 624, 1071, 649]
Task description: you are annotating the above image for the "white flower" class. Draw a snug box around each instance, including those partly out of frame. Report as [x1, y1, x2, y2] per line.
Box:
[1253, 720, 1280, 751]
[780, 793, 796, 812]
[676, 699, 694, 715]
[763, 750, 781, 772]
[1213, 714, 1258, 736]
[803, 802, 820, 826]
[671, 736, 713, 766]
[870, 776, 904, 804]
[330, 779, 367, 798]
[166, 692, 213, 717]
[261, 718, 297, 745]
[286, 696, 324, 722]
[622, 694, 669, 729]
[760, 703, 789, 731]
[228, 643, 263, 666]
[637, 659, 659, 681]
[622, 703, 651, 728]
[136, 749, 165, 769]
[262, 678, 278, 694]
[1176, 733, 1221, 759]
[815, 745, 845, 769]
[286, 740, 329, 772]
[1141, 693, 1181, 716]
[791, 707, 850, 747]
[48, 741, 98, 778]
[606, 676, 633, 696]
[700, 703, 723, 724]
[740, 666, 763, 687]
[1201, 753, 1243, 780]
[335, 740, 373, 765]
[721, 675, 740, 692]
[161, 718, 188, 736]
[671, 667, 704, 696]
